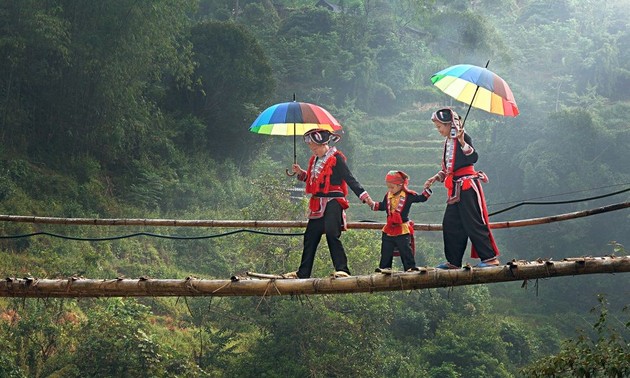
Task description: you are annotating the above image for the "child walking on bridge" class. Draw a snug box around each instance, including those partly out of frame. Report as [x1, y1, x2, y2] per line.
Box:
[371, 170, 432, 273]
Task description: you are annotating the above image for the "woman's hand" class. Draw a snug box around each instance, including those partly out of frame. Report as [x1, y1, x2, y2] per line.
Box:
[424, 175, 437, 189]
[365, 197, 374, 208]
[457, 127, 465, 145]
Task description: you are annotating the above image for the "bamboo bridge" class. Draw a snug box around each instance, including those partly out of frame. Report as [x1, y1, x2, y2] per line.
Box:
[0, 201, 628, 298]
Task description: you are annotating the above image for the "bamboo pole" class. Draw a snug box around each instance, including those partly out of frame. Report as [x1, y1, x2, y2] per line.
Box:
[1, 256, 628, 298]
[0, 202, 628, 231]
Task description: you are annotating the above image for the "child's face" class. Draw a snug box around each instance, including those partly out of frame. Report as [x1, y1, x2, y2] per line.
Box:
[386, 182, 402, 194]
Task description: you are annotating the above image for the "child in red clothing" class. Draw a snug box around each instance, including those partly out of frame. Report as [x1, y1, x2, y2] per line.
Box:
[372, 170, 431, 273]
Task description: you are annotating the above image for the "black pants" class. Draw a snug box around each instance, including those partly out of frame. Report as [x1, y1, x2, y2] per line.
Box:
[379, 233, 416, 271]
[442, 184, 496, 267]
[297, 200, 349, 278]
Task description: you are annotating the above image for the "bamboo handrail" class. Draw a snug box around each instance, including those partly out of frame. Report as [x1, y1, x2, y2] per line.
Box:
[0, 202, 627, 231]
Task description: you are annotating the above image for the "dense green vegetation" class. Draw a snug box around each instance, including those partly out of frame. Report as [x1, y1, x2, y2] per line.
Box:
[0, 0, 628, 376]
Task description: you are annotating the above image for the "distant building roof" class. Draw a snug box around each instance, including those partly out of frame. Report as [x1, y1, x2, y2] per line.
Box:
[316, 0, 341, 13]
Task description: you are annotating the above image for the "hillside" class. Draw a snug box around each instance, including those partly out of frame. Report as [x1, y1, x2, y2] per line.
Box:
[0, 1, 629, 377]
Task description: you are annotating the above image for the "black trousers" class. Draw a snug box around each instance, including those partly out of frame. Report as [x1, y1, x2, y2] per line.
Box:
[379, 233, 416, 271]
[442, 184, 497, 267]
[297, 200, 349, 278]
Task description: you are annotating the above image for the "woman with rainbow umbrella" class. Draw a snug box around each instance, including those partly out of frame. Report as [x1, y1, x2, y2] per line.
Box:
[284, 128, 374, 279]
[250, 98, 374, 278]
[424, 62, 518, 269]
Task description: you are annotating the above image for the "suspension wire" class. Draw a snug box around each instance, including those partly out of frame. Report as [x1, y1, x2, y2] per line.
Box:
[488, 187, 630, 216]
[389, 182, 630, 216]
[0, 229, 304, 242]
[488, 188, 630, 216]
[488, 182, 630, 208]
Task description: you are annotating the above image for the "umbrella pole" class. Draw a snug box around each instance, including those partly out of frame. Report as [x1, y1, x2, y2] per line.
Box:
[292, 93, 297, 164]
[285, 94, 298, 176]
[286, 122, 297, 176]
[461, 60, 490, 129]
[461, 88, 479, 129]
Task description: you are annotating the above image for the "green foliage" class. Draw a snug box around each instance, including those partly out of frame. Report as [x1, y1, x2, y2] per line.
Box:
[427, 8, 510, 65]
[0, 0, 197, 168]
[522, 295, 630, 377]
[1, 0, 630, 376]
[230, 297, 387, 377]
[1, 299, 82, 377]
[66, 299, 146, 376]
[170, 20, 275, 161]
[0, 323, 25, 378]
[421, 313, 513, 377]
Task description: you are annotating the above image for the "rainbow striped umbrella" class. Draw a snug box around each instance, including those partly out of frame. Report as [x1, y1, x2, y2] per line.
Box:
[249, 101, 342, 135]
[431, 63, 519, 119]
[250, 99, 342, 175]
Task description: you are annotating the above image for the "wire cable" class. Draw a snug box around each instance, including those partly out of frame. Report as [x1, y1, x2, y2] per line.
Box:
[488, 187, 630, 216]
[0, 186, 627, 242]
[0, 229, 304, 242]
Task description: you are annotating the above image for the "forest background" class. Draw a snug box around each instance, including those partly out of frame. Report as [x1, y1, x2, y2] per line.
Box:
[0, 0, 629, 377]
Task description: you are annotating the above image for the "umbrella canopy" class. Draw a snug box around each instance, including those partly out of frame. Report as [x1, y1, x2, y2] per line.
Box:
[249, 101, 342, 135]
[249, 99, 342, 175]
[431, 64, 519, 117]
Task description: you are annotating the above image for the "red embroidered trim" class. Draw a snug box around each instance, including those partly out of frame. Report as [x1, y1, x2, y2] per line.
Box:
[305, 151, 348, 196]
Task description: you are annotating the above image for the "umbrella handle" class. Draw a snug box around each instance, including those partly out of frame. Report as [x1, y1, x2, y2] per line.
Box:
[286, 168, 296, 176]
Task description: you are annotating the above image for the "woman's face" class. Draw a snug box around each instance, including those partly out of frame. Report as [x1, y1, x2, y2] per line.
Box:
[307, 141, 328, 157]
[432, 120, 451, 138]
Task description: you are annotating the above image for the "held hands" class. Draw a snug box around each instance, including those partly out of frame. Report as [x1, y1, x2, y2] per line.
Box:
[360, 192, 375, 208]
[365, 197, 374, 208]
[424, 175, 438, 189]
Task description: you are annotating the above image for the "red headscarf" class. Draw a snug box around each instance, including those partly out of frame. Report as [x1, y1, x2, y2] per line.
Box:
[385, 170, 409, 188]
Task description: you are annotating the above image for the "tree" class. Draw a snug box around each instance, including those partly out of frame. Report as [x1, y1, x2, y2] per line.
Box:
[230, 296, 389, 377]
[168, 20, 275, 160]
[0, 0, 196, 169]
[522, 295, 630, 377]
[1, 299, 81, 377]
[72, 299, 165, 377]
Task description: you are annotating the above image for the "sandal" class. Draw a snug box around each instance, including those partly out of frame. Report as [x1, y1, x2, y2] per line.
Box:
[475, 260, 500, 268]
[435, 262, 460, 270]
[331, 271, 350, 278]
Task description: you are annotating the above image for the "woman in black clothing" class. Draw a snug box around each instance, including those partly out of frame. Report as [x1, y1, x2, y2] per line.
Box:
[423, 108, 500, 269]
[285, 128, 373, 278]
